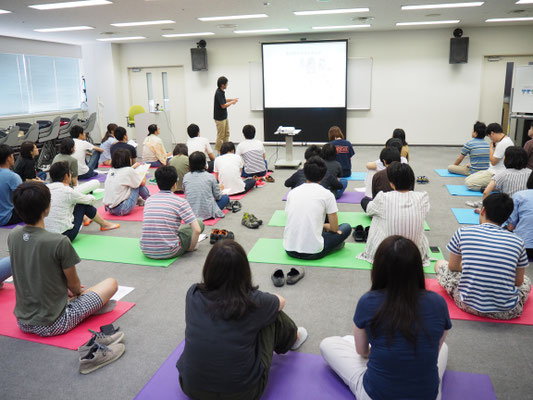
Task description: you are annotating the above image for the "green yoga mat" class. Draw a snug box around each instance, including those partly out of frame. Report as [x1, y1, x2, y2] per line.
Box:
[92, 189, 105, 201]
[72, 234, 177, 267]
[268, 210, 431, 231]
[247, 238, 441, 273]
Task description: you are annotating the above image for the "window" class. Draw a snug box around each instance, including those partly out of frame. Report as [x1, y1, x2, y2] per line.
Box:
[0, 52, 81, 117]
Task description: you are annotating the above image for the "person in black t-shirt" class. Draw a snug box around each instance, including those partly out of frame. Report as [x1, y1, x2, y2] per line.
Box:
[110, 126, 137, 163]
[177, 240, 307, 399]
[213, 76, 238, 153]
[14, 141, 46, 181]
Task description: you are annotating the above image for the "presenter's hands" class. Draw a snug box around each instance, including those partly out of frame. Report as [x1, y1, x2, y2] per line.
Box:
[232, 98, 239, 105]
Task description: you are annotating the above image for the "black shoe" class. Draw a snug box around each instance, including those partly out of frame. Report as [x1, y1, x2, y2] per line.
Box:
[353, 225, 365, 242]
[363, 226, 370, 242]
[271, 269, 285, 287]
[286, 267, 305, 285]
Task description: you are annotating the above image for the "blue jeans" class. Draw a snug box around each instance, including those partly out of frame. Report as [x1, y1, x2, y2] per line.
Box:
[216, 194, 230, 210]
[242, 160, 268, 178]
[149, 160, 163, 168]
[336, 179, 348, 199]
[37, 171, 47, 180]
[78, 152, 101, 180]
[286, 223, 352, 260]
[106, 186, 150, 216]
[63, 203, 97, 242]
[0, 257, 11, 284]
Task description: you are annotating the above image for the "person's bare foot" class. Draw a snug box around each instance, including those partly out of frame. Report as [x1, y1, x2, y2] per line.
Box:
[100, 222, 120, 232]
[83, 216, 93, 226]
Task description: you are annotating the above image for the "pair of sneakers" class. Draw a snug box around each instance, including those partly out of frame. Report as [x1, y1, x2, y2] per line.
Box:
[272, 267, 305, 287]
[242, 212, 263, 229]
[210, 229, 235, 244]
[78, 327, 125, 374]
[353, 225, 369, 242]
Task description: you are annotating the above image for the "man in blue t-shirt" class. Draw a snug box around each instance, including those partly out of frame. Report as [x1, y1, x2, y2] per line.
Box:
[0, 145, 23, 226]
[447, 121, 490, 176]
[436, 192, 530, 320]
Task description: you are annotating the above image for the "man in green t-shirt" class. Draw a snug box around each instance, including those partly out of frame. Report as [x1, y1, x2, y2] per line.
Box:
[8, 181, 118, 337]
[169, 143, 190, 193]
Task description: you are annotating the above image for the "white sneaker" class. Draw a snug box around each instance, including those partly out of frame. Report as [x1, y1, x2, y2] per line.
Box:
[291, 327, 308, 350]
[465, 200, 482, 208]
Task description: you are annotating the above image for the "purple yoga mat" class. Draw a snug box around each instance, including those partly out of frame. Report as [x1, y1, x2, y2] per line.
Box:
[135, 341, 496, 400]
[79, 172, 107, 183]
[0, 223, 23, 229]
[283, 190, 365, 204]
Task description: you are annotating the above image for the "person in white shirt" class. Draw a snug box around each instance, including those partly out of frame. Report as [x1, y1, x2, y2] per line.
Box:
[103, 149, 150, 216]
[44, 162, 119, 241]
[186, 123, 215, 172]
[236, 125, 267, 178]
[284, 156, 352, 260]
[214, 142, 255, 195]
[465, 123, 514, 192]
[70, 125, 103, 180]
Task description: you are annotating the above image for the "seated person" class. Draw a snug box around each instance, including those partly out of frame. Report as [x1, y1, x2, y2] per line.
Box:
[359, 162, 430, 265]
[285, 145, 343, 198]
[236, 125, 267, 178]
[483, 146, 531, 200]
[52, 138, 79, 186]
[436, 193, 530, 320]
[103, 149, 150, 216]
[186, 124, 215, 173]
[321, 236, 450, 400]
[9, 181, 118, 337]
[142, 124, 170, 167]
[183, 152, 229, 220]
[321, 143, 348, 199]
[0, 257, 10, 289]
[465, 123, 514, 192]
[508, 171, 533, 260]
[14, 141, 46, 181]
[284, 156, 352, 260]
[525, 124, 533, 170]
[328, 126, 354, 178]
[0, 144, 23, 226]
[70, 125, 103, 180]
[110, 126, 137, 164]
[140, 166, 204, 259]
[447, 121, 489, 176]
[366, 138, 408, 171]
[360, 147, 401, 212]
[45, 162, 119, 241]
[214, 142, 255, 195]
[99, 123, 118, 166]
[169, 143, 190, 194]
[177, 240, 307, 399]
[393, 128, 410, 161]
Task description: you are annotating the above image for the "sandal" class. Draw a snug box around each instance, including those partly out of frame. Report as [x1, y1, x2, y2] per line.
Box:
[210, 229, 221, 244]
[264, 175, 275, 183]
[217, 229, 235, 241]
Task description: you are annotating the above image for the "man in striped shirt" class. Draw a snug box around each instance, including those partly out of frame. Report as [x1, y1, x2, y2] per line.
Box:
[140, 166, 204, 259]
[236, 125, 267, 178]
[435, 193, 530, 320]
[447, 121, 489, 176]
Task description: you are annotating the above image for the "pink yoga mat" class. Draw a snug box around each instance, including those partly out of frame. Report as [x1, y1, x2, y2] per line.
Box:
[426, 279, 533, 325]
[0, 283, 135, 350]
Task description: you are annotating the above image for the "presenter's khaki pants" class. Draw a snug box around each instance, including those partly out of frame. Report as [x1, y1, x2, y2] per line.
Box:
[215, 119, 229, 151]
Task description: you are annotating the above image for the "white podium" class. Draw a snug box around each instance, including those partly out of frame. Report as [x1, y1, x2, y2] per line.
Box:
[134, 111, 176, 158]
[274, 127, 302, 169]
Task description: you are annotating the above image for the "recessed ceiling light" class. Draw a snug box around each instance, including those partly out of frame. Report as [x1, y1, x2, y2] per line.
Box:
[29, 0, 112, 10]
[294, 8, 369, 16]
[401, 2, 484, 10]
[111, 20, 175, 27]
[233, 28, 289, 34]
[97, 36, 146, 41]
[312, 24, 371, 30]
[198, 14, 268, 22]
[396, 20, 460, 26]
[162, 32, 215, 37]
[516, 0, 533, 4]
[34, 26, 94, 32]
[486, 17, 533, 22]
[0, 9, 12, 14]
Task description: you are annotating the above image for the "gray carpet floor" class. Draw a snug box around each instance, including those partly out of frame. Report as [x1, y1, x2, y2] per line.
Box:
[0, 145, 530, 400]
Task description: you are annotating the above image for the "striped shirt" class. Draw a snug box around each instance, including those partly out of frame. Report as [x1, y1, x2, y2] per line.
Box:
[460, 138, 490, 173]
[358, 191, 430, 265]
[236, 139, 266, 175]
[140, 191, 197, 259]
[447, 223, 528, 313]
[183, 171, 225, 220]
[493, 168, 532, 196]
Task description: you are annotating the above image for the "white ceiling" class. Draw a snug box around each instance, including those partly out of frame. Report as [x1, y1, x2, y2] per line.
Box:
[0, 0, 532, 44]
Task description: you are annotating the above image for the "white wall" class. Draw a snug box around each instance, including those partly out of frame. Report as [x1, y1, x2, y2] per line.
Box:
[87, 25, 533, 145]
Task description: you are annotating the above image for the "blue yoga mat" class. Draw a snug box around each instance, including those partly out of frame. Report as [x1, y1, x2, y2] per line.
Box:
[345, 172, 367, 181]
[435, 169, 465, 178]
[452, 208, 480, 225]
[446, 185, 482, 197]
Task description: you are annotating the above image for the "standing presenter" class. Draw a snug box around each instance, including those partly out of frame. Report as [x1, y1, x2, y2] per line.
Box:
[214, 76, 238, 153]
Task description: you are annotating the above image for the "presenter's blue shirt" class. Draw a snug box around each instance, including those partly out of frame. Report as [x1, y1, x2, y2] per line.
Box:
[331, 139, 354, 176]
[0, 168, 22, 225]
[354, 290, 451, 400]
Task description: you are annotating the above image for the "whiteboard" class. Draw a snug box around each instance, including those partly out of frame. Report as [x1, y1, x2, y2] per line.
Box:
[249, 57, 372, 111]
[512, 65, 533, 114]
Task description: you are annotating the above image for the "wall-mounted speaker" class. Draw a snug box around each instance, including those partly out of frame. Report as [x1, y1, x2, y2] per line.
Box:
[449, 37, 469, 64]
[191, 48, 208, 71]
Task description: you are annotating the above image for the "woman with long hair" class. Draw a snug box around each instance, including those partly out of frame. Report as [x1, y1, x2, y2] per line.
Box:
[321, 236, 451, 400]
[99, 123, 118, 166]
[177, 240, 307, 399]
